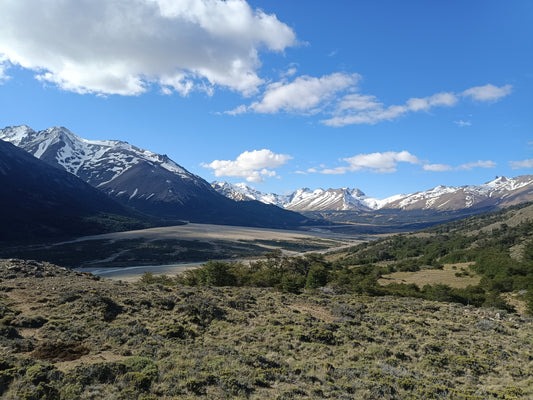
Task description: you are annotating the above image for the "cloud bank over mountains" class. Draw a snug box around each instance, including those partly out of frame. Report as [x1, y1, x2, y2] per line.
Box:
[301, 152, 496, 177]
[230, 78, 512, 127]
[0, 0, 512, 128]
[202, 149, 498, 183]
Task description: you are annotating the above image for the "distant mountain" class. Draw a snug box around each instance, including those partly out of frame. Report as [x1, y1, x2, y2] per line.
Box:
[212, 182, 378, 211]
[211, 181, 290, 206]
[0, 139, 150, 243]
[381, 176, 533, 211]
[213, 176, 533, 213]
[0, 126, 310, 229]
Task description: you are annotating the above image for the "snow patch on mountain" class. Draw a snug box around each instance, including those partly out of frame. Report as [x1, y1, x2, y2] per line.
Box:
[212, 182, 377, 212]
[213, 175, 533, 213]
[0, 125, 193, 189]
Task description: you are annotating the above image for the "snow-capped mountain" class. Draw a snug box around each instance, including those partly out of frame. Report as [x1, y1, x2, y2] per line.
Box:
[213, 175, 533, 213]
[0, 125, 193, 188]
[284, 187, 371, 211]
[382, 175, 533, 211]
[211, 181, 289, 206]
[212, 182, 379, 212]
[0, 126, 309, 228]
[0, 138, 143, 242]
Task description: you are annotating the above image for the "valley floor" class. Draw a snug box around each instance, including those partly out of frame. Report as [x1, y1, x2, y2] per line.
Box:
[1, 223, 366, 272]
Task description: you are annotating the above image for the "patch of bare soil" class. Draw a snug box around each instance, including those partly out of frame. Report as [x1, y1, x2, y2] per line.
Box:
[288, 303, 336, 322]
[54, 351, 126, 371]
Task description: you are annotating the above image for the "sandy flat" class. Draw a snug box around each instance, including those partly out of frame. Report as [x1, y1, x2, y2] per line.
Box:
[67, 223, 366, 281]
[76, 262, 203, 282]
[63, 223, 348, 243]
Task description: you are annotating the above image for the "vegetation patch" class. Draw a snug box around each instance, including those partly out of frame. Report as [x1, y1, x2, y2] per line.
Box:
[379, 263, 481, 288]
[0, 258, 532, 399]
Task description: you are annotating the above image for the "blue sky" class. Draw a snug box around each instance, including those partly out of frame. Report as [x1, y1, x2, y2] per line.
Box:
[0, 0, 531, 198]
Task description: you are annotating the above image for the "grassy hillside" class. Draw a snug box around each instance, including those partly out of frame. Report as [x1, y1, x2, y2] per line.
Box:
[333, 202, 533, 313]
[0, 259, 532, 399]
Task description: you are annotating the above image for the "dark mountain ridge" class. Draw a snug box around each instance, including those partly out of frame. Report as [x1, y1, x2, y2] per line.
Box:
[0, 125, 311, 229]
[0, 139, 152, 243]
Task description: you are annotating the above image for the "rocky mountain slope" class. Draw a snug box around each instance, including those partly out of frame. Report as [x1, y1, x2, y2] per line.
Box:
[213, 175, 533, 213]
[0, 125, 310, 229]
[0, 139, 149, 242]
[212, 182, 391, 212]
[382, 175, 533, 211]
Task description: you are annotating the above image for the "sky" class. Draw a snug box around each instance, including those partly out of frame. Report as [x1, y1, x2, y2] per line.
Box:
[0, 0, 531, 199]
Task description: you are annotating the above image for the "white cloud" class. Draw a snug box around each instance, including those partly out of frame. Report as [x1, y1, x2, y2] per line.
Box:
[227, 73, 512, 126]
[228, 72, 360, 115]
[462, 84, 512, 101]
[510, 159, 533, 169]
[202, 149, 292, 182]
[321, 84, 511, 127]
[457, 160, 496, 170]
[322, 91, 459, 127]
[454, 120, 472, 127]
[423, 163, 453, 172]
[307, 152, 496, 175]
[425, 160, 496, 172]
[0, 55, 9, 83]
[317, 151, 421, 175]
[406, 92, 458, 111]
[281, 64, 299, 78]
[336, 93, 383, 112]
[0, 0, 296, 96]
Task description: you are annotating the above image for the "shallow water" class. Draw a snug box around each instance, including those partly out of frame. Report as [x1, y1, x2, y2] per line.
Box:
[75, 261, 205, 281]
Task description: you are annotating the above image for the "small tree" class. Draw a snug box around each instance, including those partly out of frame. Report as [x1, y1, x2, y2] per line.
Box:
[306, 264, 328, 290]
[198, 261, 237, 286]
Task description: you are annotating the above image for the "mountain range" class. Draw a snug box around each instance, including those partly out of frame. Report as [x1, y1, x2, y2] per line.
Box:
[212, 175, 533, 213]
[0, 138, 153, 242]
[0, 126, 310, 230]
[2, 124, 533, 238]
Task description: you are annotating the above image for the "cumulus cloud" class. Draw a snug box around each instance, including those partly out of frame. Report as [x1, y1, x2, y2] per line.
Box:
[322, 91, 461, 126]
[226, 72, 512, 126]
[228, 72, 360, 115]
[510, 159, 533, 169]
[317, 151, 421, 175]
[202, 149, 292, 183]
[462, 84, 512, 101]
[0, 0, 296, 96]
[321, 83, 511, 126]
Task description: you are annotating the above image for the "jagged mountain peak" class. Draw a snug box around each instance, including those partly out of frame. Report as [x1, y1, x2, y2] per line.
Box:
[212, 182, 373, 212]
[2, 125, 309, 229]
[380, 175, 533, 211]
[0, 125, 192, 186]
[213, 175, 533, 214]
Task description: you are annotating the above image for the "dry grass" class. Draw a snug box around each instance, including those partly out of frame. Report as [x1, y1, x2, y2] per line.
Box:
[378, 263, 481, 289]
[287, 303, 336, 323]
